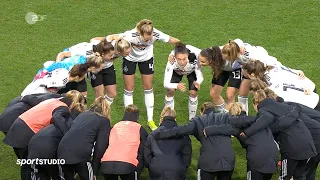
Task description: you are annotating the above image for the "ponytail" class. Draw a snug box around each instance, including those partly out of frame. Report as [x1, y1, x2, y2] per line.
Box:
[242, 60, 268, 83]
[222, 40, 240, 62]
[160, 106, 176, 123]
[65, 90, 86, 112]
[89, 96, 111, 119]
[115, 38, 131, 55]
[93, 39, 115, 55]
[200, 46, 224, 79]
[264, 88, 278, 100]
[250, 78, 269, 92]
[136, 19, 153, 36]
[252, 89, 267, 106]
[85, 54, 104, 69]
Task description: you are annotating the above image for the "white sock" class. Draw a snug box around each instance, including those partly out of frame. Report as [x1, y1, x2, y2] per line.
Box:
[165, 96, 174, 110]
[145, 89, 154, 122]
[104, 94, 114, 105]
[188, 96, 198, 120]
[124, 89, 133, 107]
[215, 102, 228, 113]
[238, 96, 248, 115]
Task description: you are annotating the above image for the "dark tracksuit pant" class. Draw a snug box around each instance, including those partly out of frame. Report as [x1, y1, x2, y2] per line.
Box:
[103, 171, 138, 180]
[62, 162, 94, 180]
[14, 147, 33, 180]
[305, 153, 320, 180]
[31, 164, 62, 180]
[247, 169, 273, 180]
[198, 169, 233, 180]
[279, 154, 309, 180]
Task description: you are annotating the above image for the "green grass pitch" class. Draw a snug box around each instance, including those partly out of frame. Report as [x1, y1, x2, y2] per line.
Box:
[0, 0, 320, 179]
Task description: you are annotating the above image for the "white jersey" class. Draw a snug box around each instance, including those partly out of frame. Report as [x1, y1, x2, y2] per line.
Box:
[69, 42, 115, 69]
[232, 39, 279, 69]
[164, 45, 203, 89]
[120, 28, 170, 62]
[21, 68, 69, 96]
[265, 64, 318, 108]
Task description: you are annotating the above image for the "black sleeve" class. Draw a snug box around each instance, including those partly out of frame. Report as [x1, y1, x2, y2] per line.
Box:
[137, 127, 148, 175]
[236, 136, 247, 148]
[143, 135, 153, 168]
[277, 107, 300, 131]
[6, 96, 22, 107]
[181, 136, 192, 168]
[243, 111, 275, 137]
[92, 118, 111, 176]
[51, 106, 70, 135]
[21, 94, 42, 107]
[229, 115, 256, 128]
[152, 120, 197, 140]
[205, 125, 240, 136]
[269, 122, 281, 135]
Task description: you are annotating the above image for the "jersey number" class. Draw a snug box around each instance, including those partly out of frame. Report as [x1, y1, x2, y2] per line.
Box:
[283, 84, 304, 92]
[232, 70, 242, 80]
[149, 63, 154, 71]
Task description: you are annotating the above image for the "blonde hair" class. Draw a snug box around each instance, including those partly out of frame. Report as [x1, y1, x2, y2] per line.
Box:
[65, 90, 86, 112]
[89, 97, 111, 119]
[200, 102, 215, 114]
[242, 60, 273, 84]
[125, 104, 139, 113]
[250, 78, 269, 92]
[160, 106, 176, 123]
[229, 103, 244, 116]
[136, 19, 153, 36]
[252, 89, 267, 106]
[221, 40, 240, 61]
[264, 88, 278, 100]
[85, 54, 104, 68]
[115, 38, 131, 55]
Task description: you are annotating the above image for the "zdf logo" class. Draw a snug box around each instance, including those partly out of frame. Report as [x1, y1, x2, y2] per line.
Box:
[25, 12, 46, 25]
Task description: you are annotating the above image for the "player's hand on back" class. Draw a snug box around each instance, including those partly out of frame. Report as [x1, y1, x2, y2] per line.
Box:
[168, 54, 175, 64]
[203, 128, 207, 137]
[177, 83, 186, 92]
[304, 88, 311, 95]
[296, 70, 305, 79]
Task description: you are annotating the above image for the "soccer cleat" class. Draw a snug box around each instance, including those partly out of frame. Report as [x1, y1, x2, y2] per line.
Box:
[148, 120, 158, 131]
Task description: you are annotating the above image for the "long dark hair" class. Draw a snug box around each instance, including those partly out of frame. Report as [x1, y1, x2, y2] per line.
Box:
[200, 46, 224, 79]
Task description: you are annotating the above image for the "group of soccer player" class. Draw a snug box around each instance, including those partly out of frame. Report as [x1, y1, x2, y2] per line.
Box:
[1, 18, 320, 180]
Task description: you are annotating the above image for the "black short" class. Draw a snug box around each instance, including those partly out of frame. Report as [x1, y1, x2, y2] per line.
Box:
[88, 65, 116, 88]
[170, 71, 198, 91]
[211, 68, 242, 88]
[57, 79, 87, 94]
[122, 57, 154, 75]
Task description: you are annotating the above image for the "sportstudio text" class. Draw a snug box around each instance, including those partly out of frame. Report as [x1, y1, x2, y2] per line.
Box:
[16, 158, 65, 166]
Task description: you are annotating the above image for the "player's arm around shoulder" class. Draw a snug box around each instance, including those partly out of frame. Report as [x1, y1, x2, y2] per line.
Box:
[153, 28, 180, 44]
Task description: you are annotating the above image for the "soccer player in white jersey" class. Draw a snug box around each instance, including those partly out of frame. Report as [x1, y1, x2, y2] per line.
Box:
[107, 19, 180, 130]
[164, 43, 203, 120]
[221, 38, 279, 114]
[56, 39, 131, 105]
[242, 60, 319, 109]
[21, 65, 87, 96]
[198, 46, 242, 113]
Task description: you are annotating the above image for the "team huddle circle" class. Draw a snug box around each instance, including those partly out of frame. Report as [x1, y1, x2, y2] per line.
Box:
[1, 18, 319, 180]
